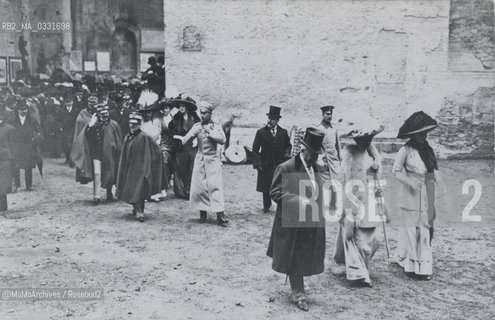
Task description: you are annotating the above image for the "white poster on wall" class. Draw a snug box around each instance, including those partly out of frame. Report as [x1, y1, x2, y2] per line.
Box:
[84, 61, 96, 72]
[96, 52, 110, 72]
[70, 50, 83, 72]
[141, 29, 164, 52]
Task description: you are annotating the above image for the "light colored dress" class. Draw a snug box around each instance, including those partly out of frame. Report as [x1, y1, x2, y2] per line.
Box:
[334, 144, 382, 284]
[392, 145, 436, 276]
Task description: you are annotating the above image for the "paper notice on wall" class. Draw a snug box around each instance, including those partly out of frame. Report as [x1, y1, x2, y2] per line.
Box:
[84, 61, 96, 72]
[96, 52, 110, 72]
[70, 51, 83, 72]
[141, 29, 164, 52]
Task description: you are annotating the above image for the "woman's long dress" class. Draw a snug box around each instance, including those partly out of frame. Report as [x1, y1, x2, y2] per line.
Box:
[392, 145, 434, 276]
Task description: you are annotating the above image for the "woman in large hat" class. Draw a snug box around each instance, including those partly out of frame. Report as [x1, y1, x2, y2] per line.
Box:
[333, 114, 387, 287]
[393, 111, 439, 280]
[168, 96, 200, 199]
[137, 90, 167, 201]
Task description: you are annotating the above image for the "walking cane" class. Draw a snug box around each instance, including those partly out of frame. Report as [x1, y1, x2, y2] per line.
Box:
[373, 172, 390, 258]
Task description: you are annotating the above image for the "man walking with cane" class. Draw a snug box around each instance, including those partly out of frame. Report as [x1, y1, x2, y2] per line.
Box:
[267, 127, 326, 311]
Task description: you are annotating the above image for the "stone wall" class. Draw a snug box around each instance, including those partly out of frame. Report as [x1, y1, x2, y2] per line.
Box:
[164, 0, 494, 158]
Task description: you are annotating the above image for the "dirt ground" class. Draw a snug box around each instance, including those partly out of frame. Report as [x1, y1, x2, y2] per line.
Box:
[0, 158, 494, 320]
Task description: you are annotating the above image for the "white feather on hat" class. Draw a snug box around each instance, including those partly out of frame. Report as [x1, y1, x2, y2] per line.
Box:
[137, 89, 159, 107]
[338, 113, 384, 138]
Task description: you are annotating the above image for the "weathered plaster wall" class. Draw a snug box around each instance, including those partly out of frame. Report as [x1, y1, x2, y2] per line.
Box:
[165, 0, 494, 158]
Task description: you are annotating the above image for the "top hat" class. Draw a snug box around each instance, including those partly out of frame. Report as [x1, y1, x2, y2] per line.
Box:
[300, 127, 324, 154]
[320, 105, 335, 113]
[397, 111, 438, 138]
[266, 105, 282, 118]
[15, 98, 28, 110]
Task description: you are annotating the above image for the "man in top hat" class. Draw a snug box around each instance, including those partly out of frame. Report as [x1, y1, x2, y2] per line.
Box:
[252, 105, 292, 213]
[116, 112, 163, 222]
[315, 105, 343, 208]
[0, 104, 15, 211]
[79, 104, 123, 204]
[41, 87, 63, 158]
[267, 127, 326, 312]
[175, 101, 228, 225]
[58, 92, 80, 167]
[9, 98, 41, 191]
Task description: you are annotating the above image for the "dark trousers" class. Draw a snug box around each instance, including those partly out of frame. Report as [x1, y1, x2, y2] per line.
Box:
[133, 200, 145, 213]
[263, 192, 272, 210]
[0, 194, 7, 211]
[289, 274, 305, 302]
[14, 167, 32, 189]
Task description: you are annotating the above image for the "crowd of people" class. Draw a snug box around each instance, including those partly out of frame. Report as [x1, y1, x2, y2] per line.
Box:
[0, 63, 443, 311]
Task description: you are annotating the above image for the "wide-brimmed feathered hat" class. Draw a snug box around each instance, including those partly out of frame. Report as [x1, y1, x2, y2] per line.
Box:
[136, 89, 160, 113]
[397, 111, 438, 138]
[166, 96, 197, 111]
[340, 114, 385, 138]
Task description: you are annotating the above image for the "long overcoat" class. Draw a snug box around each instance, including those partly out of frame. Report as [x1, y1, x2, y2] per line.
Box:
[0, 121, 15, 194]
[183, 122, 226, 212]
[9, 113, 39, 169]
[71, 108, 93, 184]
[267, 155, 326, 276]
[252, 125, 291, 193]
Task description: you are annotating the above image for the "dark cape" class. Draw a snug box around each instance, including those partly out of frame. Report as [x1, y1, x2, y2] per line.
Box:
[71, 120, 123, 187]
[71, 108, 93, 183]
[116, 130, 163, 204]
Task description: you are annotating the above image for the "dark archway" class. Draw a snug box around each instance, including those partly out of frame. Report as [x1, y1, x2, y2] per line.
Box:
[111, 27, 137, 77]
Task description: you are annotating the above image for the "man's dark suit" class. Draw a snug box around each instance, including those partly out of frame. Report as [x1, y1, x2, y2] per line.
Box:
[252, 125, 291, 210]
